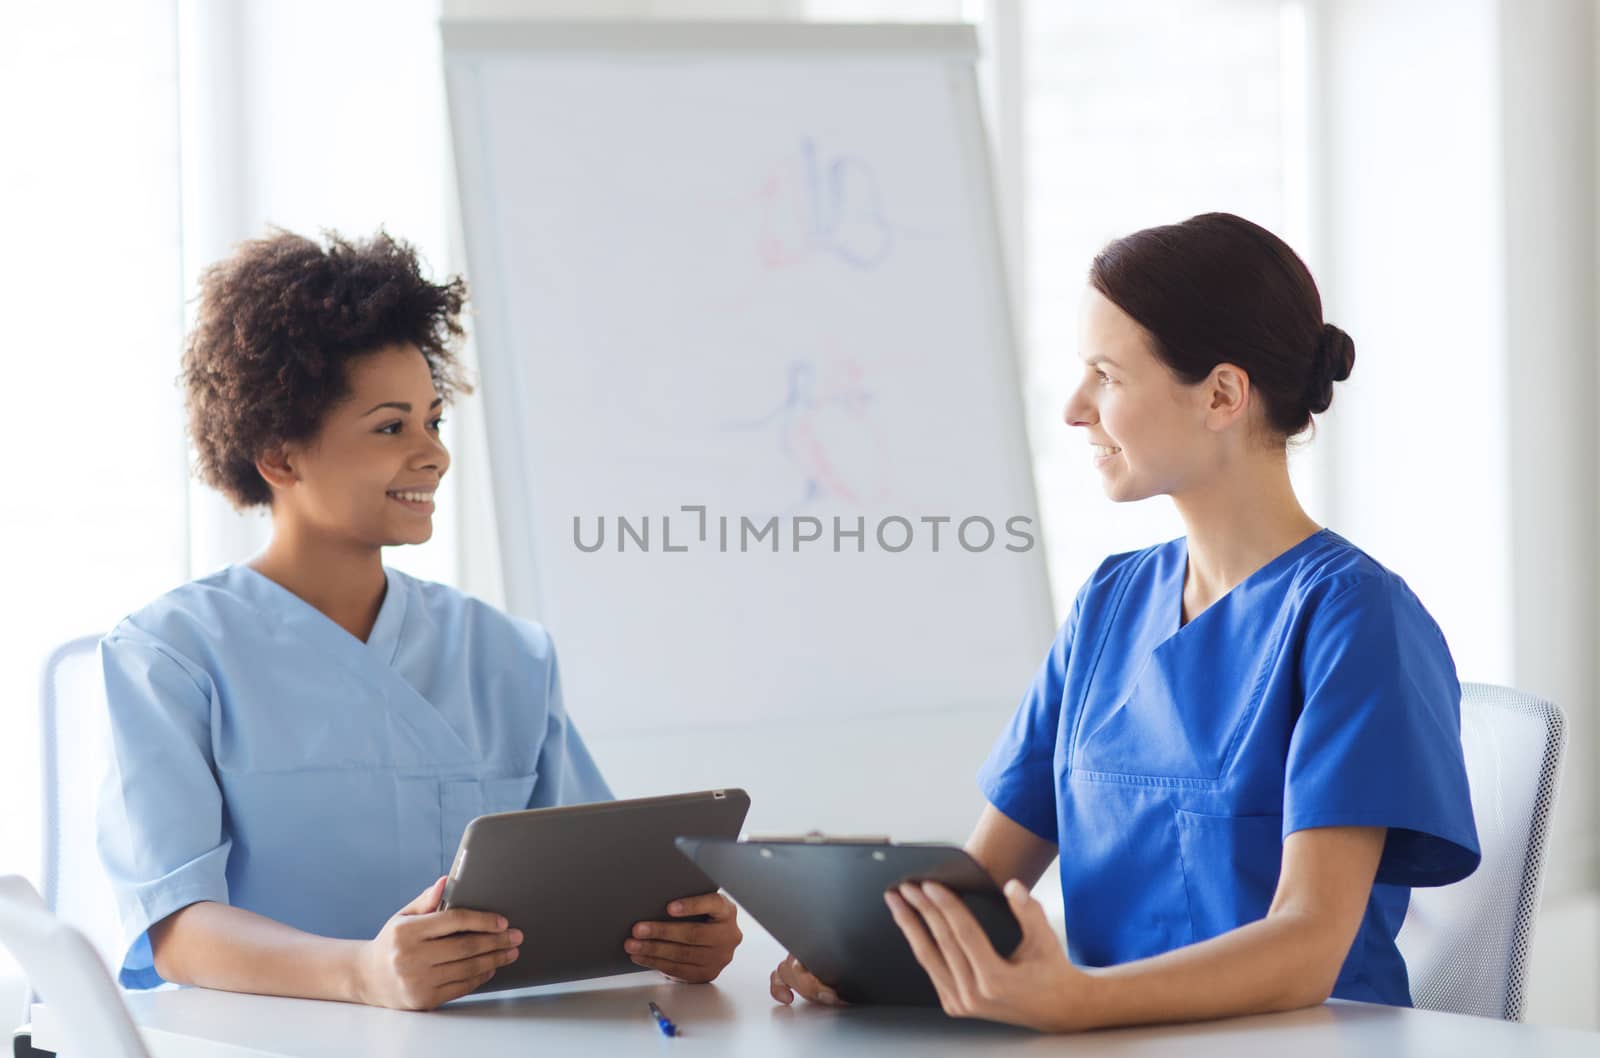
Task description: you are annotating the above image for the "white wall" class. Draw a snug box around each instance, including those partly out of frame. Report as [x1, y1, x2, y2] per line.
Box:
[1310, 0, 1514, 704]
[2, 0, 195, 1017]
[1509, 0, 1600, 1030]
[1496, 0, 1599, 901]
[1310, 0, 1598, 1029]
[1, 0, 191, 882]
[1018, 0, 1299, 608]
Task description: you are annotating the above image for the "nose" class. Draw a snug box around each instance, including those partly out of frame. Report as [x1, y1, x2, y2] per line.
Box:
[413, 428, 450, 479]
[1063, 380, 1097, 429]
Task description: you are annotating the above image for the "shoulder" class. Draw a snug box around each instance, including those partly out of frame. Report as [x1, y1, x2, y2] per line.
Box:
[1290, 532, 1438, 624]
[104, 566, 262, 659]
[1286, 534, 1455, 676]
[100, 567, 272, 695]
[391, 568, 556, 662]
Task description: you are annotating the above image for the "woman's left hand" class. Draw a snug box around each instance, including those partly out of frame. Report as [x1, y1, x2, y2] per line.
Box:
[626, 892, 742, 983]
[886, 878, 1095, 1033]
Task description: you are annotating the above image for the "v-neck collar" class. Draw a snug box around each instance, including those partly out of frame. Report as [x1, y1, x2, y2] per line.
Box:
[1168, 528, 1332, 638]
[224, 563, 474, 765]
[233, 563, 406, 663]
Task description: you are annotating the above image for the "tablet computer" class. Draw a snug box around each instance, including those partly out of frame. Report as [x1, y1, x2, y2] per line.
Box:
[675, 835, 1022, 1006]
[440, 788, 749, 992]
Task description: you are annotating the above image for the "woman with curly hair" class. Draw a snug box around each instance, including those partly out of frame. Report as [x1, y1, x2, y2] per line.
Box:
[97, 230, 741, 1010]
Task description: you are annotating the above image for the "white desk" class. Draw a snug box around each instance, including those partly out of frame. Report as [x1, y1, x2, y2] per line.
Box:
[32, 928, 1600, 1057]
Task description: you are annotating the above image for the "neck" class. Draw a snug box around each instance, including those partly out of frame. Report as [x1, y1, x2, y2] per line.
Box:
[248, 516, 388, 642]
[1170, 447, 1321, 611]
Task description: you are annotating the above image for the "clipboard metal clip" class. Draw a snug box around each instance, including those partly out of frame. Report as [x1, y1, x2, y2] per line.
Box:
[745, 830, 892, 845]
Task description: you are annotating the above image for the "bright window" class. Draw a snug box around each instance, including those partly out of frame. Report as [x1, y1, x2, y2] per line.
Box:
[1019, 0, 1310, 611]
[1, 1, 190, 885]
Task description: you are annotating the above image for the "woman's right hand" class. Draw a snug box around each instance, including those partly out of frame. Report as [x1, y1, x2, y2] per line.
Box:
[353, 876, 523, 1010]
[770, 952, 846, 1006]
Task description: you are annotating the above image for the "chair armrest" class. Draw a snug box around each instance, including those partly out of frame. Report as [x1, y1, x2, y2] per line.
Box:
[12, 1023, 53, 1058]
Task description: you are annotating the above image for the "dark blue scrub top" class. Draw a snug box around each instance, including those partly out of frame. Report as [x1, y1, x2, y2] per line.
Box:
[978, 529, 1480, 1005]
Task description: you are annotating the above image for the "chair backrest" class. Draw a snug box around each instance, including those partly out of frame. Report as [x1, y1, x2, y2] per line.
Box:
[0, 875, 149, 1058]
[1396, 682, 1566, 1020]
[39, 635, 126, 981]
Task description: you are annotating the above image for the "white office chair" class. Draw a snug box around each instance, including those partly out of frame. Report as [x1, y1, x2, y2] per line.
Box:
[0, 876, 149, 1058]
[14, 636, 126, 1057]
[1396, 682, 1567, 1021]
[36, 636, 125, 975]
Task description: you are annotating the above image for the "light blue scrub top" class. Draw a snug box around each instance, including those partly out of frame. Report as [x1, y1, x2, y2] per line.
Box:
[979, 530, 1480, 1006]
[98, 565, 613, 989]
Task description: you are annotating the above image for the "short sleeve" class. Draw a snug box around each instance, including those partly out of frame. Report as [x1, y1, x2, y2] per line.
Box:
[527, 636, 614, 809]
[97, 629, 232, 988]
[975, 594, 1082, 843]
[1284, 575, 1480, 887]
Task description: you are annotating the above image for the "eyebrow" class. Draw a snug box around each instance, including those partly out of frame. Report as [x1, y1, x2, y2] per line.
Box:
[1084, 356, 1122, 369]
[361, 398, 444, 416]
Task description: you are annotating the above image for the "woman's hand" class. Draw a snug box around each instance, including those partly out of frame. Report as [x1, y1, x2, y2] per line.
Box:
[626, 892, 742, 982]
[886, 878, 1094, 1032]
[769, 953, 846, 1006]
[354, 876, 523, 1010]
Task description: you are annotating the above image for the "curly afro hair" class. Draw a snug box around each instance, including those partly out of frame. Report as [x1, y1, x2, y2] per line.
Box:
[182, 229, 472, 509]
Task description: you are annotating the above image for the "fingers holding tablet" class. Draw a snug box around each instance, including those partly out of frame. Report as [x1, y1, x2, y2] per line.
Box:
[355, 877, 524, 1010]
[627, 891, 742, 982]
[770, 953, 844, 1006]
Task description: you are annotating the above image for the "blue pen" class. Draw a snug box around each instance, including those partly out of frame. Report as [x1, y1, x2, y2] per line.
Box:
[648, 1001, 678, 1038]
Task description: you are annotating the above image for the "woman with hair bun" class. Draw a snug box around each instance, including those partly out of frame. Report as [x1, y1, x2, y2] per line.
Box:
[771, 213, 1477, 1030]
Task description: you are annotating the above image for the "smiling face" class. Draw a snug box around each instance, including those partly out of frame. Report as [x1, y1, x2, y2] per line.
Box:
[1064, 286, 1247, 503]
[260, 343, 450, 547]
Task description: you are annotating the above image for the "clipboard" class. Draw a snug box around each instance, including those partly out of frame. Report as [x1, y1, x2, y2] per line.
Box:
[440, 788, 749, 992]
[675, 835, 1022, 1006]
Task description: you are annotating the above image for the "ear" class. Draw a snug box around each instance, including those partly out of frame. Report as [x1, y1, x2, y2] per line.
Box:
[254, 444, 300, 493]
[1203, 363, 1251, 432]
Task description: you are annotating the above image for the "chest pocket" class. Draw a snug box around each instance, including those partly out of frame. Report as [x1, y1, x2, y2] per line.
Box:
[1072, 616, 1273, 785]
[440, 772, 539, 869]
[1175, 809, 1283, 941]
